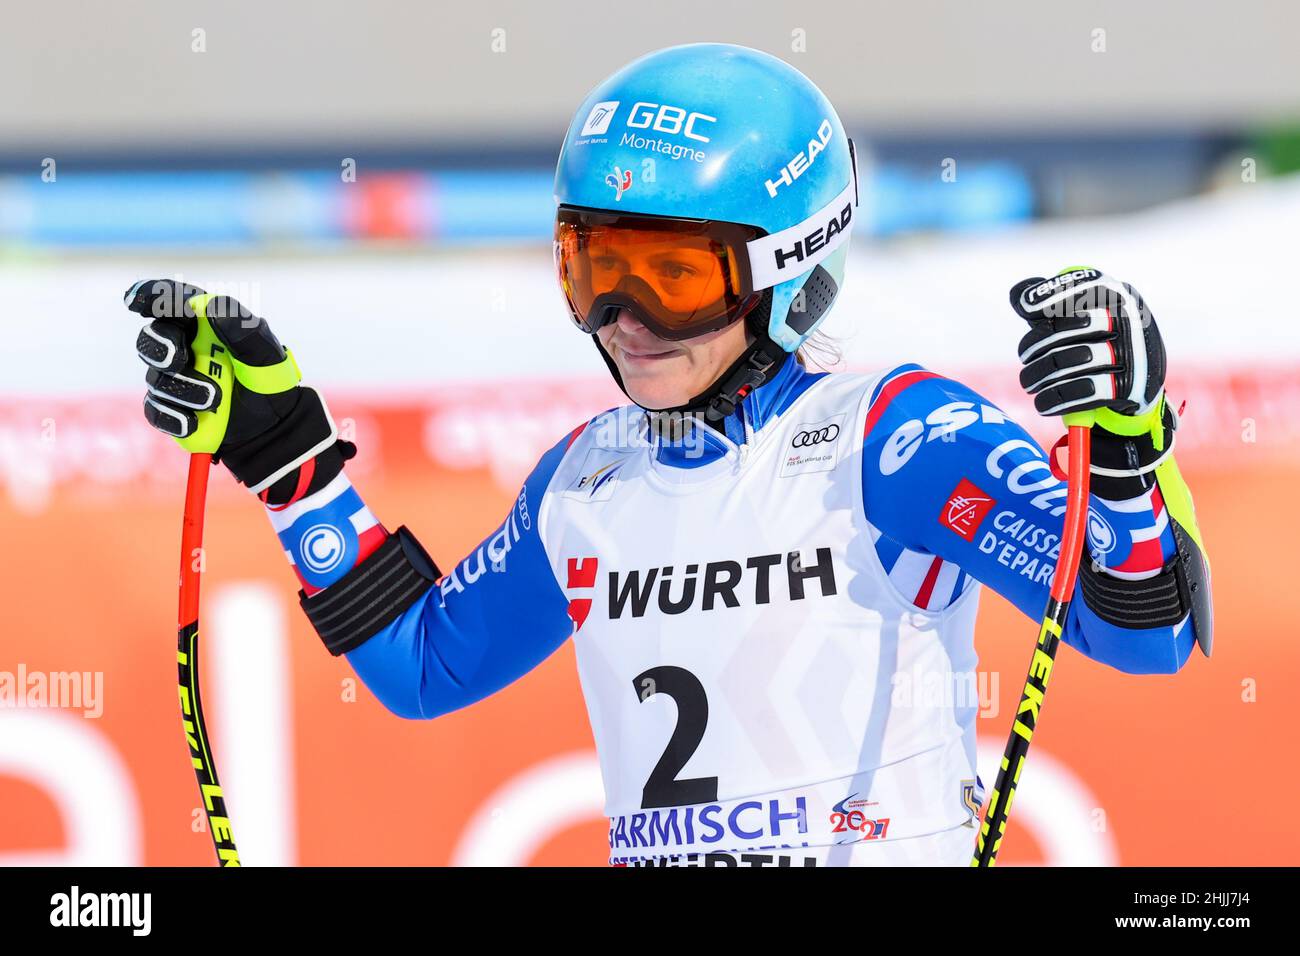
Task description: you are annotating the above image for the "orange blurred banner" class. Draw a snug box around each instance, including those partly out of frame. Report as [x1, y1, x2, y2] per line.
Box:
[0, 370, 1294, 865]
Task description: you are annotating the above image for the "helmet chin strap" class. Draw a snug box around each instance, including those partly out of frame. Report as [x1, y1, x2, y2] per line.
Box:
[591, 309, 791, 429]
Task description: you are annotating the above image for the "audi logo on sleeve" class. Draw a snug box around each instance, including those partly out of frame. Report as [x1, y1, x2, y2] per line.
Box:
[781, 413, 847, 477]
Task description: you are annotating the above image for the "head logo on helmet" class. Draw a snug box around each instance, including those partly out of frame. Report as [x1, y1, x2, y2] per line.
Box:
[554, 42, 860, 419]
[767, 119, 836, 199]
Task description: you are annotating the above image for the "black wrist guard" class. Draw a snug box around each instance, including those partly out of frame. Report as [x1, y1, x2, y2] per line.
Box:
[1078, 555, 1188, 629]
[300, 526, 441, 656]
[1078, 509, 1210, 644]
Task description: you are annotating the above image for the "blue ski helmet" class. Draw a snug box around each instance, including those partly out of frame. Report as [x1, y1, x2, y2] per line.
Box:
[554, 43, 859, 418]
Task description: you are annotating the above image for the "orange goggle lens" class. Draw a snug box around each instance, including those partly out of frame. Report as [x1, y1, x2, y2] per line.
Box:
[555, 207, 763, 340]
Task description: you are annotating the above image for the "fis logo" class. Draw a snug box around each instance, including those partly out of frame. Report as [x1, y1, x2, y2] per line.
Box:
[574, 457, 624, 499]
[581, 100, 620, 136]
[563, 450, 628, 503]
[605, 166, 633, 202]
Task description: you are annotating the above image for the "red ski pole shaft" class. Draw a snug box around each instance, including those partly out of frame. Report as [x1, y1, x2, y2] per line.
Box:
[176, 453, 241, 866]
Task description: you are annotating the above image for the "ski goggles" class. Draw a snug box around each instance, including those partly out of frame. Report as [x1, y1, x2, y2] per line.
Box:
[555, 180, 856, 341]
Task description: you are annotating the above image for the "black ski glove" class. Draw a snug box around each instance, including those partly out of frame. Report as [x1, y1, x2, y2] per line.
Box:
[1009, 267, 1166, 418]
[125, 278, 352, 502]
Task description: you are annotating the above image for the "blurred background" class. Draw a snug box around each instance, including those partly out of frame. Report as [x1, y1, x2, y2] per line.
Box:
[1, 0, 1297, 865]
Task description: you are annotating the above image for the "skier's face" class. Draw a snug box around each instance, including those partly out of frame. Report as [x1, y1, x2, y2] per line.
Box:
[598, 308, 752, 409]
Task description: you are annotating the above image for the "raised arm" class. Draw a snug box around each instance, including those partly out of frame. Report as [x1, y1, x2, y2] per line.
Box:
[861, 270, 1211, 674]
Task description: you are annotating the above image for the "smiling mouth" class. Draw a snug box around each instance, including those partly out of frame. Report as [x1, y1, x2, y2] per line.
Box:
[618, 345, 678, 361]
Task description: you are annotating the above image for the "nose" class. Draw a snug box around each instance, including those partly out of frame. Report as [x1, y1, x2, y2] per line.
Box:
[614, 308, 646, 332]
[613, 309, 674, 345]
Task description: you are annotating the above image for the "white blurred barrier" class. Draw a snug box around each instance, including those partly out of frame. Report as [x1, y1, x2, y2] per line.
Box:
[3, 176, 1296, 399]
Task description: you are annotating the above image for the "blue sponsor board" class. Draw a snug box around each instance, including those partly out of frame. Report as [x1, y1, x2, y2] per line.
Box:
[0, 164, 1031, 246]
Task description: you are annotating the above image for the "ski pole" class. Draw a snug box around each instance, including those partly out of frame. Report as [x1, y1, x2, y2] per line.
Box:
[176, 453, 241, 864]
[973, 410, 1093, 866]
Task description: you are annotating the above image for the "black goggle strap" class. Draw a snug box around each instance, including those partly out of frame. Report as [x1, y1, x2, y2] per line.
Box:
[744, 171, 858, 292]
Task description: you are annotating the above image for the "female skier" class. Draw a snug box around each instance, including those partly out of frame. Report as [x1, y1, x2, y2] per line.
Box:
[125, 43, 1211, 866]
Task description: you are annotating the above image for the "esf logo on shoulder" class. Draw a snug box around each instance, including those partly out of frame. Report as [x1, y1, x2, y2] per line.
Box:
[879, 401, 1008, 476]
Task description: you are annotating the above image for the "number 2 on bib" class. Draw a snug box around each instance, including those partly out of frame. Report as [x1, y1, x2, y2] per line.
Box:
[633, 666, 719, 809]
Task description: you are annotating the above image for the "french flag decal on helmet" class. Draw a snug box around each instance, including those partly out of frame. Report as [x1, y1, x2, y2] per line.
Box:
[605, 167, 632, 201]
